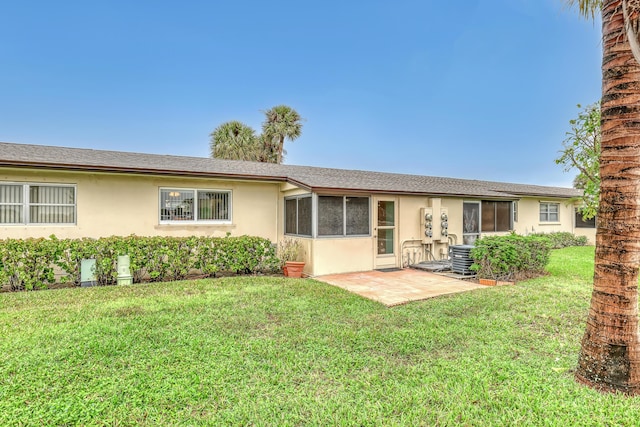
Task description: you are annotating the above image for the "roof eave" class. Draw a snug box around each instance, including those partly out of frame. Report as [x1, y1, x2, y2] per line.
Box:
[0, 157, 580, 200]
[505, 192, 579, 199]
[306, 186, 520, 199]
[0, 161, 289, 183]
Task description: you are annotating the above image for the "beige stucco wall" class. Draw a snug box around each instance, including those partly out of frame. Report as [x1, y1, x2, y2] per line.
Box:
[300, 194, 592, 276]
[458, 197, 596, 244]
[511, 197, 595, 244]
[310, 237, 373, 275]
[0, 168, 280, 240]
[574, 227, 596, 244]
[2, 167, 595, 276]
[395, 196, 461, 265]
[304, 195, 463, 276]
[512, 197, 573, 235]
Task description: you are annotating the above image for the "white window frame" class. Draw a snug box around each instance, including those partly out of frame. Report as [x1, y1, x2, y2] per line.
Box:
[0, 182, 77, 225]
[159, 187, 232, 224]
[539, 202, 560, 223]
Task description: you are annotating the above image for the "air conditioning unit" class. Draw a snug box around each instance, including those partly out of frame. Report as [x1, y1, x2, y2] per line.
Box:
[449, 245, 475, 275]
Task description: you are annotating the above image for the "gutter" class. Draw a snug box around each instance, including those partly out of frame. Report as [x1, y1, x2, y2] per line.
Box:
[307, 186, 521, 199]
[0, 160, 290, 184]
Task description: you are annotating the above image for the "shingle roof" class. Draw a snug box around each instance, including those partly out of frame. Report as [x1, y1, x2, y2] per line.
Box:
[0, 142, 581, 199]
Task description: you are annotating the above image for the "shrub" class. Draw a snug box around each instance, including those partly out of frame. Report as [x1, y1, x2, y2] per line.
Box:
[531, 232, 588, 249]
[0, 235, 280, 291]
[0, 238, 61, 291]
[470, 234, 552, 281]
[277, 238, 305, 267]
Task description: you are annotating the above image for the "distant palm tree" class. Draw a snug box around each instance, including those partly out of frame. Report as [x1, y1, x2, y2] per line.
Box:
[567, 0, 640, 394]
[261, 105, 303, 164]
[210, 121, 261, 161]
[255, 134, 277, 163]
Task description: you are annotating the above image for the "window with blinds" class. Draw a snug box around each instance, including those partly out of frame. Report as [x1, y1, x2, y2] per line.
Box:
[0, 183, 76, 225]
[0, 184, 23, 224]
[160, 188, 231, 223]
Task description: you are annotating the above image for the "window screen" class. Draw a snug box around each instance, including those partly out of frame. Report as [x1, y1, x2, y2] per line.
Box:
[346, 197, 369, 235]
[284, 196, 312, 236]
[318, 196, 344, 236]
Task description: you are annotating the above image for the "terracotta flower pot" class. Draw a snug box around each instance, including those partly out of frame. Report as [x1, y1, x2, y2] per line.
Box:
[284, 261, 305, 278]
[479, 278, 497, 286]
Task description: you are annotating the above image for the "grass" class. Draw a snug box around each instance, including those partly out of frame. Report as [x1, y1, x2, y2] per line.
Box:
[1, 246, 640, 425]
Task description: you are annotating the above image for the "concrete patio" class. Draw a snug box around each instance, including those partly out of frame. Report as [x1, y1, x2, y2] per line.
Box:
[315, 268, 488, 307]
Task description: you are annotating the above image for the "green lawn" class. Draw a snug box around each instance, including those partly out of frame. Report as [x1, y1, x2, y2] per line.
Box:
[2, 246, 640, 426]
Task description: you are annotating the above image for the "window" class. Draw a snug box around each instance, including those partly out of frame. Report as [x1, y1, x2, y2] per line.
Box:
[540, 202, 559, 222]
[463, 201, 480, 245]
[160, 188, 230, 222]
[346, 197, 370, 235]
[575, 209, 596, 228]
[285, 195, 312, 236]
[318, 196, 369, 237]
[0, 183, 76, 224]
[0, 184, 23, 224]
[318, 196, 342, 235]
[481, 201, 512, 232]
[376, 200, 395, 254]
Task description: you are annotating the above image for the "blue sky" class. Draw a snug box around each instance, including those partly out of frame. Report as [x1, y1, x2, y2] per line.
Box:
[0, 0, 601, 187]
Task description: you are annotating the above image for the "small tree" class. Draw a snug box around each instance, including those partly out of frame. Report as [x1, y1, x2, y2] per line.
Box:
[555, 102, 601, 219]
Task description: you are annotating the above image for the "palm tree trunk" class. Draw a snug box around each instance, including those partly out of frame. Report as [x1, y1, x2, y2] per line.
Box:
[277, 136, 285, 164]
[575, 0, 640, 394]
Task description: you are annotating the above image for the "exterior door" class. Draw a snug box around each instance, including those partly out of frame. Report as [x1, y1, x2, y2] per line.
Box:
[373, 198, 397, 269]
[463, 201, 480, 245]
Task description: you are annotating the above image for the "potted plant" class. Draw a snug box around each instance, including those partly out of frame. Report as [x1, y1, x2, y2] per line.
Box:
[278, 238, 305, 278]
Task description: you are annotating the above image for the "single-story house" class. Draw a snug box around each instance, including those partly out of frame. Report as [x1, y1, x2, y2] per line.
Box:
[0, 142, 594, 276]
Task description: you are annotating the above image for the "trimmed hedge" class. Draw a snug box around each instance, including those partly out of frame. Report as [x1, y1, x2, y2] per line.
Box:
[470, 234, 552, 281]
[0, 235, 280, 291]
[531, 231, 589, 249]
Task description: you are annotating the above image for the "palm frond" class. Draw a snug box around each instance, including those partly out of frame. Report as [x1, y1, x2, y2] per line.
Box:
[565, 0, 602, 19]
[209, 121, 261, 161]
